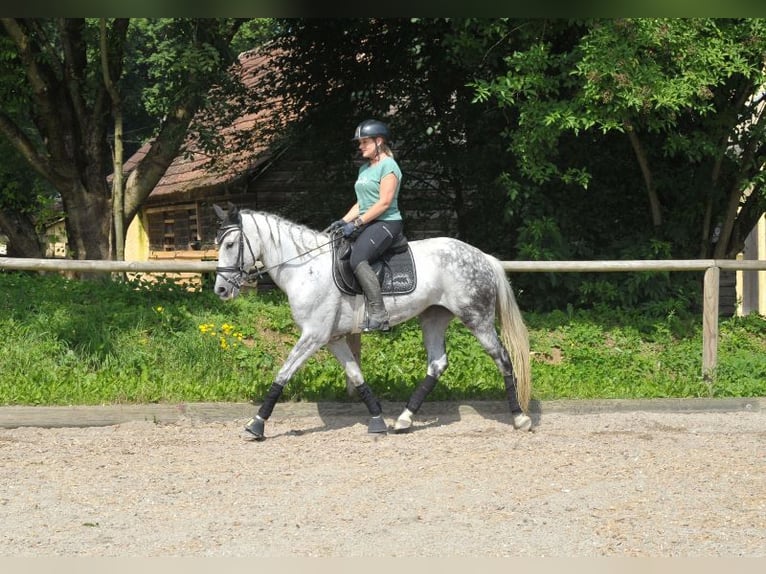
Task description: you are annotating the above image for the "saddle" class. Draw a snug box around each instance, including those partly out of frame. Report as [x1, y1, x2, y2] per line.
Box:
[331, 232, 417, 296]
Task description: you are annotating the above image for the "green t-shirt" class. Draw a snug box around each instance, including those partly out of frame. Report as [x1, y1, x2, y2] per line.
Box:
[354, 156, 403, 221]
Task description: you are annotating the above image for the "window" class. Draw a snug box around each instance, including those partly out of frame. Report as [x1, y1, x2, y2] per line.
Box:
[147, 205, 201, 251]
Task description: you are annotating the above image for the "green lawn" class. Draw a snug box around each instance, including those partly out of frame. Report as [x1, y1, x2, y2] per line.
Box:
[1, 272, 764, 405]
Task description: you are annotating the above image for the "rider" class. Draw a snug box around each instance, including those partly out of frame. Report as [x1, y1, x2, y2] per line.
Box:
[329, 119, 404, 332]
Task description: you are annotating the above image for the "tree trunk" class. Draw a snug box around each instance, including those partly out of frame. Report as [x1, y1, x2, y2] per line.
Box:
[712, 119, 764, 260]
[1, 18, 245, 263]
[111, 110, 125, 261]
[123, 108, 197, 226]
[729, 180, 766, 258]
[59, 181, 112, 260]
[0, 210, 44, 258]
[624, 120, 662, 229]
[701, 80, 757, 259]
[101, 18, 127, 262]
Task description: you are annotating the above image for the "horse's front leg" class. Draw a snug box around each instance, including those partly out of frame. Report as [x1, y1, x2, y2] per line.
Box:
[244, 332, 326, 441]
[326, 338, 387, 434]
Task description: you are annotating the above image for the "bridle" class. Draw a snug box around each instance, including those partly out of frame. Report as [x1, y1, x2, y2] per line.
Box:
[215, 221, 339, 289]
[215, 224, 260, 290]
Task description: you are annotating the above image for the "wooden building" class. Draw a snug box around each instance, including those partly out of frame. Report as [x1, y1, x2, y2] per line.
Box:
[123, 49, 296, 286]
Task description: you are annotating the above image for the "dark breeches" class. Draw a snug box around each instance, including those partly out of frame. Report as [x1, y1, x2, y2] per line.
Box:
[349, 220, 403, 270]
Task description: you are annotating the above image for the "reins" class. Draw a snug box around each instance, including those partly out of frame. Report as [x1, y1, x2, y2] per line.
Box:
[215, 222, 338, 288]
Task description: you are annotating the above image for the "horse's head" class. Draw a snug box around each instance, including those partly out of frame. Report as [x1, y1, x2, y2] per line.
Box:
[213, 202, 259, 300]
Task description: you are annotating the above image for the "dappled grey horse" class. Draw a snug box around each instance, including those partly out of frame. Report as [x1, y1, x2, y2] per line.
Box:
[213, 203, 532, 440]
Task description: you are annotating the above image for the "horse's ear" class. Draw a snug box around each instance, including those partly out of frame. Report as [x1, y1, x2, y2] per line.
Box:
[227, 202, 242, 225]
[214, 202, 241, 226]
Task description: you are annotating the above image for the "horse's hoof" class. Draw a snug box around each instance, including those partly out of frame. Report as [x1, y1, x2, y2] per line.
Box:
[244, 416, 266, 441]
[512, 412, 532, 432]
[393, 408, 414, 433]
[393, 419, 412, 433]
[368, 415, 388, 434]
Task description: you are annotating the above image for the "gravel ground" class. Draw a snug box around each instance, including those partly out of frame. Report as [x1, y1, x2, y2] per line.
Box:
[0, 402, 764, 557]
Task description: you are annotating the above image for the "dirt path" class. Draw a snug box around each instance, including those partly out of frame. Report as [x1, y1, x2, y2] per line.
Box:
[0, 402, 764, 557]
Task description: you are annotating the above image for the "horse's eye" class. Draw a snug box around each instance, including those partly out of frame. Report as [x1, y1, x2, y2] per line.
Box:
[225, 241, 235, 249]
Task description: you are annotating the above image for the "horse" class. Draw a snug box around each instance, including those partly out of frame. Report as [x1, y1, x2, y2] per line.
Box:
[212, 203, 532, 440]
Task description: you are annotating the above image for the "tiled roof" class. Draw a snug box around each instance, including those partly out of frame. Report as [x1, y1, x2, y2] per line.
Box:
[122, 48, 282, 199]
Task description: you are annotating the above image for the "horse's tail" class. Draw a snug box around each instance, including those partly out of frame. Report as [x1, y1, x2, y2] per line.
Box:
[486, 254, 531, 413]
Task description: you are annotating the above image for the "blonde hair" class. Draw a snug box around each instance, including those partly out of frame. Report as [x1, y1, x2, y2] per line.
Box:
[376, 140, 394, 159]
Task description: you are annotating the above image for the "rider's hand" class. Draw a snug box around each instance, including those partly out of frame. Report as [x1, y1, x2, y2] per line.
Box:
[328, 219, 345, 231]
[341, 221, 356, 237]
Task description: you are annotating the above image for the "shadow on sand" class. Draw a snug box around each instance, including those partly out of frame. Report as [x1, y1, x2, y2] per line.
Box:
[256, 400, 543, 440]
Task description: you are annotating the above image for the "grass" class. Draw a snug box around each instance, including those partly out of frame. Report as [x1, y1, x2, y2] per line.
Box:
[1, 271, 764, 406]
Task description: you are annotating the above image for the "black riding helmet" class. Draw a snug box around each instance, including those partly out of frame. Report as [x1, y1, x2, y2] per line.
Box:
[352, 119, 391, 142]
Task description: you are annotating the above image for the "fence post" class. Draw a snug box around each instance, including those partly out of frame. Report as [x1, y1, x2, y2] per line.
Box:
[702, 265, 720, 384]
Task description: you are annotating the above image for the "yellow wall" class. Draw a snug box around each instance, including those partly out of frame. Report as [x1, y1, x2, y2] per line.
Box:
[123, 209, 217, 289]
[125, 212, 150, 262]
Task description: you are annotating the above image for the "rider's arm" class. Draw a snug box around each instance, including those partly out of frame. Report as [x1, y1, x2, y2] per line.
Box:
[341, 203, 360, 222]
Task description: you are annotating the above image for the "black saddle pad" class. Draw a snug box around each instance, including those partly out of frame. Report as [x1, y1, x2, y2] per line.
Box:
[331, 235, 417, 296]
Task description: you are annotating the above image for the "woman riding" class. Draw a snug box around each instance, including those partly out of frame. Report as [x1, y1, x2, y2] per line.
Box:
[329, 119, 404, 332]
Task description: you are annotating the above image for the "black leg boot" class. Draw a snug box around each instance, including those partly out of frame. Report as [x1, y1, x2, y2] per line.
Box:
[353, 261, 390, 332]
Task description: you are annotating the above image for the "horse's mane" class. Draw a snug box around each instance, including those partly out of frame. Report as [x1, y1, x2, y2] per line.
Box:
[241, 209, 331, 255]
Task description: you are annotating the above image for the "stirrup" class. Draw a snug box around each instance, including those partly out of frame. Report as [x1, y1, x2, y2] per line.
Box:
[362, 315, 390, 332]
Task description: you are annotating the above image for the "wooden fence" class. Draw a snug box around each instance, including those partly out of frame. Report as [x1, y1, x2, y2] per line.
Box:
[3, 256, 766, 380]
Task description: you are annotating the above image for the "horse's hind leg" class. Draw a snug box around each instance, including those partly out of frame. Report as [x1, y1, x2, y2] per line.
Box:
[326, 338, 387, 434]
[464, 318, 532, 431]
[394, 306, 453, 433]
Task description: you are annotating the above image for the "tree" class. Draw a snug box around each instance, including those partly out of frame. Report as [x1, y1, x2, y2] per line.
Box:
[0, 137, 53, 257]
[0, 18, 248, 260]
[264, 18, 526, 251]
[471, 18, 766, 259]
[219, 17, 766, 310]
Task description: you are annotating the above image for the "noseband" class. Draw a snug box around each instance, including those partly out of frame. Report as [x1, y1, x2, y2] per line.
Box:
[215, 224, 260, 289]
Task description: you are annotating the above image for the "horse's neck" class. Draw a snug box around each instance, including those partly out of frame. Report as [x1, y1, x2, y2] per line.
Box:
[245, 213, 294, 268]
[244, 212, 324, 286]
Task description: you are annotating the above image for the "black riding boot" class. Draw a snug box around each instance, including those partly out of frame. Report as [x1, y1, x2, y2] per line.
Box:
[353, 261, 390, 332]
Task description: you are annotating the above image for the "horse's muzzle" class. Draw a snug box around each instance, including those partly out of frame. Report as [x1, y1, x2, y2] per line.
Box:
[214, 281, 240, 300]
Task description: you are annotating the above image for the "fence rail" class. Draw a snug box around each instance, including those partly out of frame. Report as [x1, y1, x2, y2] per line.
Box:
[3, 256, 766, 380]
[0, 257, 217, 273]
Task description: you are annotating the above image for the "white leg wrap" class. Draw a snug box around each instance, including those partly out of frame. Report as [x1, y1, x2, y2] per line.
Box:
[394, 408, 414, 431]
[512, 412, 532, 431]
